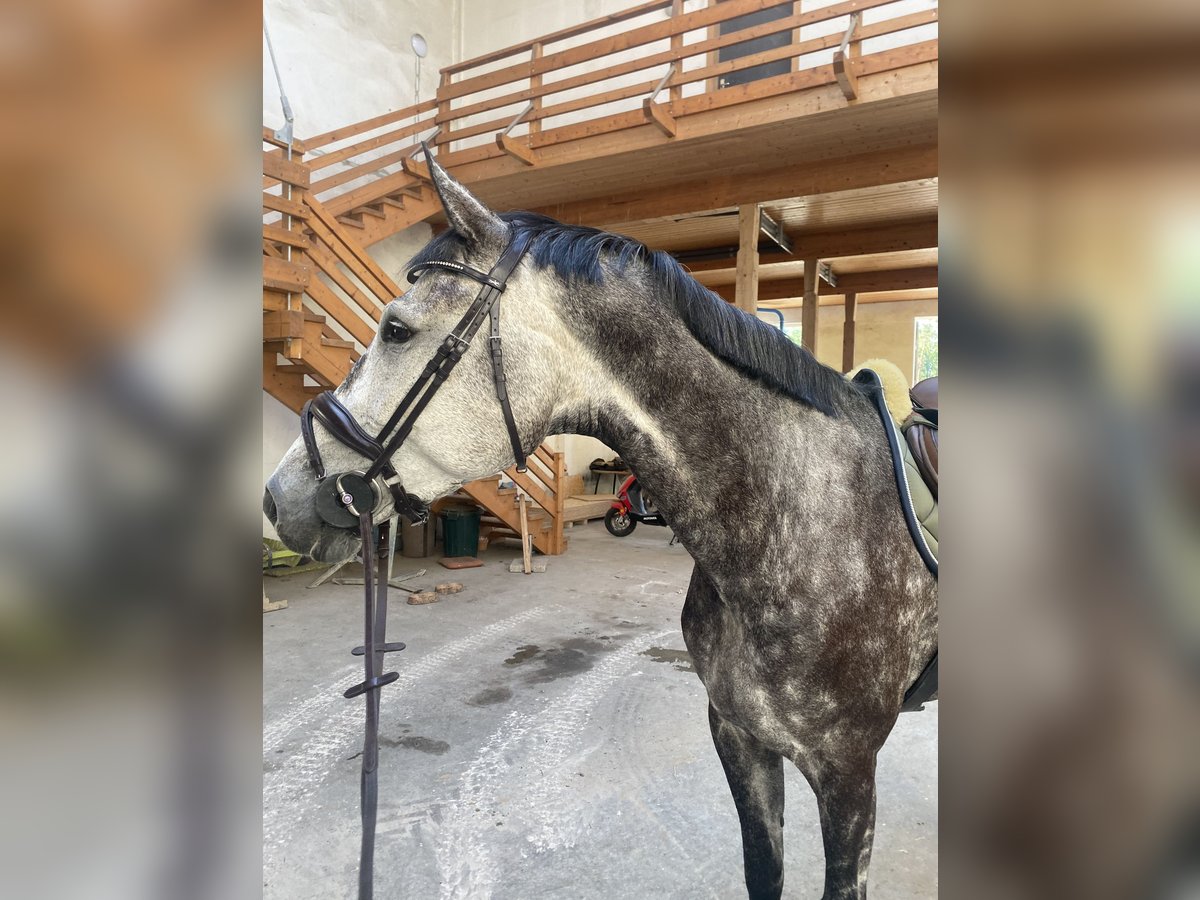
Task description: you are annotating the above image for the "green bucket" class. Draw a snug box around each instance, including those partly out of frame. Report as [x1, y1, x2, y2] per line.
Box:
[441, 506, 481, 557]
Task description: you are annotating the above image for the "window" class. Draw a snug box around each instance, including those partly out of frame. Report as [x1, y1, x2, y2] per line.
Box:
[784, 323, 804, 347]
[913, 316, 938, 382]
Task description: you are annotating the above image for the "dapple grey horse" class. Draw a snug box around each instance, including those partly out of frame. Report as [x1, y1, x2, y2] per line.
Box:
[265, 157, 937, 899]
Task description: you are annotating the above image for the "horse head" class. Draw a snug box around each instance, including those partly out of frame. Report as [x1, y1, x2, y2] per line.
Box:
[264, 157, 575, 562]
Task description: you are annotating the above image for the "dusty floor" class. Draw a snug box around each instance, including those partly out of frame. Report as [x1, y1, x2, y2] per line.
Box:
[263, 522, 937, 899]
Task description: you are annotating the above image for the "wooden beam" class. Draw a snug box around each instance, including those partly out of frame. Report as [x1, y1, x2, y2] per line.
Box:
[681, 219, 938, 273]
[735, 205, 760, 314]
[715, 266, 939, 301]
[842, 292, 857, 373]
[801, 258, 818, 354]
[536, 143, 938, 228]
[642, 99, 677, 138]
[834, 51, 859, 101]
[401, 158, 432, 183]
[496, 133, 537, 166]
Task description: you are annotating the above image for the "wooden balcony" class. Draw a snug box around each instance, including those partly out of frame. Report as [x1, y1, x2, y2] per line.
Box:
[265, 0, 937, 247]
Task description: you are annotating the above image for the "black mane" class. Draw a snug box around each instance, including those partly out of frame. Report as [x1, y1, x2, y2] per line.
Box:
[408, 212, 859, 416]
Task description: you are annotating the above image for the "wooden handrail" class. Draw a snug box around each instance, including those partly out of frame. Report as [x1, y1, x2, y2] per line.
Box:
[436, 0, 899, 127]
[304, 97, 439, 151]
[440, 5, 935, 146]
[443, 0, 674, 75]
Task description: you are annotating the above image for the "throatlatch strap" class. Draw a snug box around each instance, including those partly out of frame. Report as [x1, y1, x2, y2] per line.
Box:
[490, 300, 526, 471]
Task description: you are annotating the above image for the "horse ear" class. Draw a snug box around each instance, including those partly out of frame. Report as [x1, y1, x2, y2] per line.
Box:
[423, 144, 505, 245]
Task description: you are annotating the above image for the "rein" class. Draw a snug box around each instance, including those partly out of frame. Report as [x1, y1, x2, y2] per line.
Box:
[298, 231, 531, 898]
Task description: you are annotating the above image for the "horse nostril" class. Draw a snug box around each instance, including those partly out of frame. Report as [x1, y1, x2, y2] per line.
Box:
[263, 486, 279, 525]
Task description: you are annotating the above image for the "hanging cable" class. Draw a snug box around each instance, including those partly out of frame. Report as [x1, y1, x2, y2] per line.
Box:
[263, 15, 295, 157]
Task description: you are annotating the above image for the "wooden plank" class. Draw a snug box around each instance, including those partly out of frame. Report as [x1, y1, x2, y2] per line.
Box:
[302, 265, 379, 345]
[643, 99, 676, 138]
[262, 152, 310, 188]
[801, 258, 818, 354]
[834, 51, 859, 100]
[310, 146, 414, 196]
[518, 495, 532, 574]
[401, 158, 432, 183]
[441, 0, 789, 101]
[304, 243, 387, 326]
[263, 255, 310, 292]
[509, 468, 555, 517]
[682, 220, 939, 273]
[444, 0, 673, 75]
[842, 291, 857, 372]
[497, 133, 537, 166]
[262, 223, 309, 249]
[306, 118, 429, 173]
[262, 191, 308, 218]
[307, 215, 395, 304]
[669, 0, 683, 104]
[263, 126, 307, 152]
[529, 42, 544, 137]
[304, 99, 438, 151]
[727, 266, 939, 301]
[434, 0, 863, 128]
[305, 197, 403, 298]
[735, 205, 760, 313]
[539, 143, 938, 228]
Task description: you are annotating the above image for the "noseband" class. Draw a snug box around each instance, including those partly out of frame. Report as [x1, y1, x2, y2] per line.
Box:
[295, 230, 531, 899]
[300, 231, 532, 528]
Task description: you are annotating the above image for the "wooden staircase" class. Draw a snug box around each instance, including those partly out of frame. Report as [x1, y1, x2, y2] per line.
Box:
[459, 445, 568, 556]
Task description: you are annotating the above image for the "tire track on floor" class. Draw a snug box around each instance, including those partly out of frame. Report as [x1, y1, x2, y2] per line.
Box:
[434, 627, 672, 900]
[264, 605, 564, 856]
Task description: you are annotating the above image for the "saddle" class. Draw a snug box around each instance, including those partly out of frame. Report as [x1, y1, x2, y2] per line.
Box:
[904, 377, 938, 500]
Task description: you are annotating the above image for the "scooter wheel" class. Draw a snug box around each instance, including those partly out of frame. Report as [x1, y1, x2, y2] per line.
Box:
[605, 508, 637, 537]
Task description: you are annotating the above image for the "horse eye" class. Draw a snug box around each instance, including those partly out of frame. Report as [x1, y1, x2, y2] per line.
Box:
[381, 318, 412, 345]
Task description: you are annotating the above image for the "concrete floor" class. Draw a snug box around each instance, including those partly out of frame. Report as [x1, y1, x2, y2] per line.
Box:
[264, 522, 937, 899]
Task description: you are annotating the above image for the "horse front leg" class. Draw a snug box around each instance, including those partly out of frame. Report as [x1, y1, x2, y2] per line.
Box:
[708, 704, 786, 900]
[804, 751, 878, 900]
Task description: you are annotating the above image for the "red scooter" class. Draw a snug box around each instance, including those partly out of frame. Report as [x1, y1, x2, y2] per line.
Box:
[605, 474, 669, 537]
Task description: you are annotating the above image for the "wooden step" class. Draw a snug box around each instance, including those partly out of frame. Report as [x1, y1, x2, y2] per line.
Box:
[320, 335, 354, 350]
[378, 196, 406, 210]
[337, 214, 365, 229]
[356, 205, 387, 220]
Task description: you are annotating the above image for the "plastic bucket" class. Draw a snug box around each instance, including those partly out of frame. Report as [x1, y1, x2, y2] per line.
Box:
[441, 506, 481, 558]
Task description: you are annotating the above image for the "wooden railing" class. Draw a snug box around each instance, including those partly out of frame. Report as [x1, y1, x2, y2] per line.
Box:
[262, 0, 936, 230]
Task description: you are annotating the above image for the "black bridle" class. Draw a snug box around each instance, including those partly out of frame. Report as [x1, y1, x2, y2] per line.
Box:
[300, 230, 532, 530]
[297, 230, 531, 899]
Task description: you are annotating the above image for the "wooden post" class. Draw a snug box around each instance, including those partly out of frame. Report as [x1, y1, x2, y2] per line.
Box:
[436, 72, 452, 152]
[518, 493, 532, 574]
[529, 42, 543, 137]
[842, 291, 857, 372]
[706, 0, 720, 94]
[735, 204, 761, 314]
[669, 0, 683, 103]
[802, 257, 819, 355]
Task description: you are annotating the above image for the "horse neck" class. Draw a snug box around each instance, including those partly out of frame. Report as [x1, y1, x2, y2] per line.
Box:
[549, 274, 884, 588]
